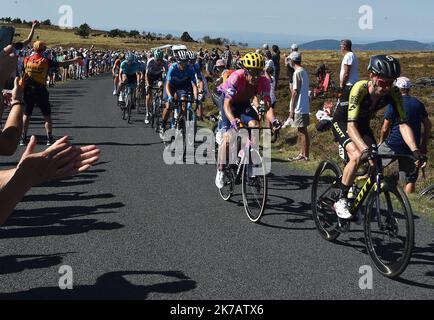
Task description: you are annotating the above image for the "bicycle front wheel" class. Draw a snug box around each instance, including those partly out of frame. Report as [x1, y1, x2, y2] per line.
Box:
[242, 148, 268, 223]
[126, 95, 132, 123]
[311, 160, 343, 241]
[364, 184, 414, 278]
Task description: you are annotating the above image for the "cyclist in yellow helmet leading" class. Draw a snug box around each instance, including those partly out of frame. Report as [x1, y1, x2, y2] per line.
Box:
[214, 52, 280, 189]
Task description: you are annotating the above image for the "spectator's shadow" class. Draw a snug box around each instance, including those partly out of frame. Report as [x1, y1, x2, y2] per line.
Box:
[0, 271, 197, 300]
[0, 202, 125, 239]
[22, 192, 114, 203]
[0, 253, 71, 275]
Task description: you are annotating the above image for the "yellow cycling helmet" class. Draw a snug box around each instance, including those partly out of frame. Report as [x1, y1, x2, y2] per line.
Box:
[242, 53, 265, 70]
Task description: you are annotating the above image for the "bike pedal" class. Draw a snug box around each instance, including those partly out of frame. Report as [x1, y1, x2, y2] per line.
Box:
[337, 218, 351, 233]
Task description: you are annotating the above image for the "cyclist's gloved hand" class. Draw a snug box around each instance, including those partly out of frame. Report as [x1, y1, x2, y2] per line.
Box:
[230, 119, 239, 130]
[361, 147, 377, 162]
[167, 96, 174, 104]
[413, 149, 428, 167]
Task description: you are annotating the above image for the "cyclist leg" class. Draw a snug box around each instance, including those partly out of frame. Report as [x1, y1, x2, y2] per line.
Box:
[331, 120, 362, 218]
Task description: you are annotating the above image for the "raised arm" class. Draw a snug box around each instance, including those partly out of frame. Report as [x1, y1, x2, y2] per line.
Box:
[20, 21, 40, 47]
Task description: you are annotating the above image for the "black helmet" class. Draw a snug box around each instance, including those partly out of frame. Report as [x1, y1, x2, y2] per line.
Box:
[368, 55, 401, 79]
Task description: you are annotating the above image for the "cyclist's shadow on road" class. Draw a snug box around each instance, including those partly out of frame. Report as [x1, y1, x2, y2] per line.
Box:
[256, 173, 316, 231]
[0, 271, 197, 300]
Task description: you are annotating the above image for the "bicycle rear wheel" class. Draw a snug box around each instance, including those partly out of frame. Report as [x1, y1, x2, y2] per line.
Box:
[311, 160, 343, 241]
[242, 148, 268, 223]
[364, 184, 414, 278]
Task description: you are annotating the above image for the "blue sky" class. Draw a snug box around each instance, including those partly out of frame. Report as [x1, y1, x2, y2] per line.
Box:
[4, 0, 434, 46]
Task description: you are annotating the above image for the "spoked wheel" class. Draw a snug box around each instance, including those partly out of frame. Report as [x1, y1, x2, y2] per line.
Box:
[420, 184, 434, 201]
[150, 98, 159, 129]
[174, 116, 186, 162]
[364, 184, 414, 278]
[219, 166, 236, 201]
[122, 100, 127, 120]
[311, 160, 343, 241]
[185, 109, 196, 149]
[126, 95, 133, 124]
[242, 148, 268, 223]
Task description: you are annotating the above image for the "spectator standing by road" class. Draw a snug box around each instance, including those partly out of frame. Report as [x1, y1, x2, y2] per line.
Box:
[378, 76, 432, 194]
[21, 41, 82, 146]
[287, 51, 311, 162]
[339, 39, 359, 95]
[0, 44, 101, 227]
[264, 50, 275, 79]
[283, 44, 299, 128]
[222, 45, 232, 70]
[271, 45, 281, 85]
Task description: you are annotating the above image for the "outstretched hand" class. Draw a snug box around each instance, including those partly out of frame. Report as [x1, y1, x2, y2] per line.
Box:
[17, 136, 100, 187]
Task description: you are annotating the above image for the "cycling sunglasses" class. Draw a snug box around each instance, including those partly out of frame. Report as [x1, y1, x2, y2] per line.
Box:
[375, 78, 394, 88]
[247, 69, 262, 79]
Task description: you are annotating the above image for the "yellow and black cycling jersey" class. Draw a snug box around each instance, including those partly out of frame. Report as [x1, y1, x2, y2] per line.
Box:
[333, 80, 407, 124]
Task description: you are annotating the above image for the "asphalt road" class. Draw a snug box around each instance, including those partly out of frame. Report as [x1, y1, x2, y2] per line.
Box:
[0, 74, 433, 300]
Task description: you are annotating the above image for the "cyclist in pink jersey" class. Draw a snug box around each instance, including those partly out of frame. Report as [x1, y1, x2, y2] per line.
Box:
[215, 53, 281, 189]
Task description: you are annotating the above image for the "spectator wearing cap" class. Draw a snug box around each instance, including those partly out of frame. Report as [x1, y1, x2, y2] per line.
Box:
[262, 43, 269, 56]
[21, 41, 83, 146]
[286, 51, 311, 162]
[339, 39, 359, 95]
[379, 77, 432, 194]
[285, 44, 298, 91]
[0, 44, 101, 226]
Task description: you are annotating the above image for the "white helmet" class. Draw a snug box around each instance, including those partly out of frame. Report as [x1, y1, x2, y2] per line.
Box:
[395, 77, 412, 89]
[291, 43, 299, 51]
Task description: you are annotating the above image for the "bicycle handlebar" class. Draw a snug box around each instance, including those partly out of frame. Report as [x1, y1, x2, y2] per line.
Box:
[375, 153, 425, 177]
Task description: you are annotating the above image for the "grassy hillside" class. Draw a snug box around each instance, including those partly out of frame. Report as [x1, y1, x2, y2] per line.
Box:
[12, 24, 208, 51]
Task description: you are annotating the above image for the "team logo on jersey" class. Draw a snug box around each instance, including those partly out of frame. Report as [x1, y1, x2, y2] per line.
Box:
[226, 88, 236, 97]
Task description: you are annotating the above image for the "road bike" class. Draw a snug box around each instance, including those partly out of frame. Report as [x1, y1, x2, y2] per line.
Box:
[119, 82, 137, 124]
[164, 94, 198, 162]
[217, 125, 268, 223]
[311, 149, 417, 278]
[149, 83, 164, 131]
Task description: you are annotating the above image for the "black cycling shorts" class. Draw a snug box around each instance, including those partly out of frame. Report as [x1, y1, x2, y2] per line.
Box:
[331, 120, 377, 151]
[23, 81, 51, 117]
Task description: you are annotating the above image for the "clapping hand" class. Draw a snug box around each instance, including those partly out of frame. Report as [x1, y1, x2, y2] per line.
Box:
[17, 136, 100, 187]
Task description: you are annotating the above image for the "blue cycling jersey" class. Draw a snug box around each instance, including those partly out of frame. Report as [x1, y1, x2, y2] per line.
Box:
[191, 63, 204, 81]
[120, 61, 141, 75]
[166, 63, 197, 88]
